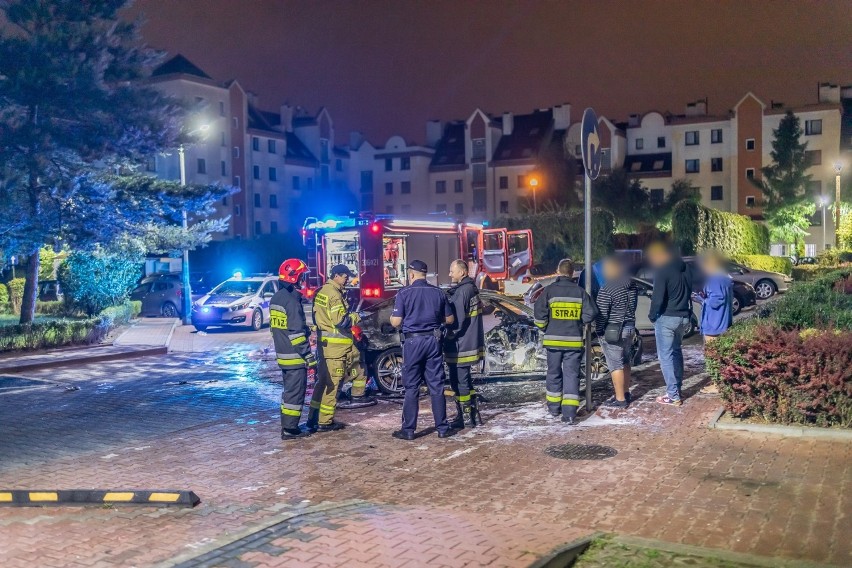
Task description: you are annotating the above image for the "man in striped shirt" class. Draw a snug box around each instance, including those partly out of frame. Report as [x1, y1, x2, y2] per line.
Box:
[595, 256, 639, 408]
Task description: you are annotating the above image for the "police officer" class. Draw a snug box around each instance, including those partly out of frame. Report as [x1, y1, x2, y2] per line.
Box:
[444, 259, 485, 428]
[390, 260, 455, 440]
[533, 258, 598, 425]
[307, 264, 376, 433]
[270, 258, 316, 440]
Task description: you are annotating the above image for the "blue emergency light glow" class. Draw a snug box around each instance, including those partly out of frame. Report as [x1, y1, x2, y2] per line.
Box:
[306, 216, 357, 230]
[202, 307, 210, 313]
[232, 270, 243, 280]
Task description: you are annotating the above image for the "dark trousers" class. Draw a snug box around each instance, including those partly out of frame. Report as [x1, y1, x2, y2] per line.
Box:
[448, 364, 474, 399]
[280, 367, 308, 431]
[545, 349, 583, 418]
[401, 335, 448, 435]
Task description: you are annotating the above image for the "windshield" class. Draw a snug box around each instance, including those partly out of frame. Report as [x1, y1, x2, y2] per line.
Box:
[211, 280, 262, 296]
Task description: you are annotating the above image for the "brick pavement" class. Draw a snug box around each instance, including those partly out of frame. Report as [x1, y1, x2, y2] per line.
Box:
[0, 340, 848, 567]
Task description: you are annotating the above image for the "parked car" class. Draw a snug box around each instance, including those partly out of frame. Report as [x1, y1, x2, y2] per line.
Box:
[793, 256, 817, 266]
[358, 289, 643, 395]
[731, 281, 757, 315]
[191, 274, 279, 332]
[130, 274, 185, 318]
[38, 280, 63, 302]
[637, 258, 789, 301]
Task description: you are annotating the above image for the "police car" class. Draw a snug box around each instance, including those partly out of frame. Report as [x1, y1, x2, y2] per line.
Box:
[191, 273, 280, 332]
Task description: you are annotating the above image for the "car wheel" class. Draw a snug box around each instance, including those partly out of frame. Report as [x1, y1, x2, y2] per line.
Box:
[684, 313, 699, 338]
[580, 343, 608, 381]
[250, 309, 263, 331]
[372, 347, 404, 395]
[194, 324, 207, 332]
[161, 302, 179, 318]
[754, 279, 777, 300]
[732, 294, 742, 316]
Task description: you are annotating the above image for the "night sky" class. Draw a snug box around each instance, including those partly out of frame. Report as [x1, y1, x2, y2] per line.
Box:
[130, 0, 852, 145]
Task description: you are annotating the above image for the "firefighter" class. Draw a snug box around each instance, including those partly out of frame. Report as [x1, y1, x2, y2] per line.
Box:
[307, 264, 376, 433]
[533, 258, 598, 425]
[270, 258, 316, 440]
[444, 259, 485, 428]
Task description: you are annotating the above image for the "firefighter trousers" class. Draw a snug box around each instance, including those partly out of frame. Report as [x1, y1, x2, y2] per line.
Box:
[310, 347, 366, 425]
[545, 349, 583, 418]
[280, 367, 308, 431]
[448, 363, 476, 403]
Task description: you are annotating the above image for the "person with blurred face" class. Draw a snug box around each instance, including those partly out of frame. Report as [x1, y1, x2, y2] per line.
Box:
[595, 256, 638, 408]
[697, 251, 733, 394]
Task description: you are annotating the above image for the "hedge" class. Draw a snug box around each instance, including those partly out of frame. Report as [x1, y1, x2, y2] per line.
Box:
[769, 270, 852, 330]
[7, 278, 25, 314]
[731, 254, 792, 276]
[0, 283, 8, 313]
[791, 264, 843, 281]
[0, 300, 141, 353]
[672, 201, 769, 256]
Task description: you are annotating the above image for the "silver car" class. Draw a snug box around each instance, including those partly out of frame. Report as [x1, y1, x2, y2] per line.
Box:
[190, 275, 279, 332]
[721, 260, 790, 300]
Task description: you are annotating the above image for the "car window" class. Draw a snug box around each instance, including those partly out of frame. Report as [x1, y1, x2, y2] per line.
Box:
[154, 282, 170, 291]
[131, 284, 150, 295]
[261, 281, 276, 297]
[212, 280, 262, 295]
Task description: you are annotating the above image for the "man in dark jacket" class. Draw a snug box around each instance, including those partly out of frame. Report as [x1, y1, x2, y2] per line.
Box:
[646, 243, 694, 406]
[444, 259, 485, 428]
[534, 259, 598, 424]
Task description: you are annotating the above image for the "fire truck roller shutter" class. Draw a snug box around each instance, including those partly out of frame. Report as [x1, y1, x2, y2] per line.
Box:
[404, 233, 460, 287]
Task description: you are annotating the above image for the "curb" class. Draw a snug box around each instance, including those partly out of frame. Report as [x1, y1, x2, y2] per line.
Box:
[164, 318, 178, 351]
[527, 532, 601, 568]
[4, 346, 168, 374]
[708, 406, 852, 441]
[0, 489, 199, 508]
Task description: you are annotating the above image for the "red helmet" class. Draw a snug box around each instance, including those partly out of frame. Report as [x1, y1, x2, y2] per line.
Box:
[278, 258, 309, 284]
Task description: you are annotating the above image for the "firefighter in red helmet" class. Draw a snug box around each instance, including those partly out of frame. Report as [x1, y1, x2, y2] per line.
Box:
[270, 258, 315, 440]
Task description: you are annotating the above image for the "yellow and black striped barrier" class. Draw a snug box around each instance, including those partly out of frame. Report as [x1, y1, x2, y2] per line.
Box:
[0, 489, 200, 507]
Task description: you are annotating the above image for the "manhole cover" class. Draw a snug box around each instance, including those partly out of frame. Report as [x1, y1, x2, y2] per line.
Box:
[544, 443, 617, 460]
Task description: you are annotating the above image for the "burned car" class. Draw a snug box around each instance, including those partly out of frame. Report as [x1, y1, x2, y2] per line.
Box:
[357, 289, 641, 395]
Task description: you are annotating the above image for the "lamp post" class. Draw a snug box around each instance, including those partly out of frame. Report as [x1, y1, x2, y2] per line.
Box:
[529, 176, 539, 214]
[177, 124, 209, 325]
[834, 162, 843, 248]
[819, 196, 828, 252]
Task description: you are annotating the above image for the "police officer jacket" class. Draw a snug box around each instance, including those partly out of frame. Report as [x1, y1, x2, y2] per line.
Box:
[313, 281, 357, 358]
[444, 276, 484, 366]
[533, 276, 598, 351]
[270, 283, 312, 368]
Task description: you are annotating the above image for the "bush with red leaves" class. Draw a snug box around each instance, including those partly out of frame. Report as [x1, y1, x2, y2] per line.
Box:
[706, 322, 852, 427]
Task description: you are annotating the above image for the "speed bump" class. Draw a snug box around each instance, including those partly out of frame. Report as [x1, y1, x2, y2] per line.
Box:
[0, 490, 200, 507]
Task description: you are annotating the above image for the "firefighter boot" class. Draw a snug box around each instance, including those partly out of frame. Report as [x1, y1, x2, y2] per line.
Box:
[449, 399, 465, 429]
[305, 405, 320, 433]
[469, 395, 482, 428]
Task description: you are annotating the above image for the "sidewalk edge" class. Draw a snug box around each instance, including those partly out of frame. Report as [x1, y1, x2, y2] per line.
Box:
[708, 406, 852, 441]
[5, 346, 167, 374]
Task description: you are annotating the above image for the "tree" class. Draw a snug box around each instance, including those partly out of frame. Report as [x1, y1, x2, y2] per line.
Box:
[0, 1, 228, 323]
[753, 111, 814, 252]
[591, 168, 651, 232]
[651, 179, 701, 230]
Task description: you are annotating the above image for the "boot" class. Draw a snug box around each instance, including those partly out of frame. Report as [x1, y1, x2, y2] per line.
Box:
[337, 394, 377, 409]
[305, 407, 320, 433]
[449, 400, 465, 429]
[469, 397, 482, 428]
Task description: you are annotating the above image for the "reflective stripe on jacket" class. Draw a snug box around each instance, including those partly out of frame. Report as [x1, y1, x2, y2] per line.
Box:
[444, 277, 485, 366]
[269, 284, 312, 368]
[313, 282, 357, 358]
[533, 276, 598, 351]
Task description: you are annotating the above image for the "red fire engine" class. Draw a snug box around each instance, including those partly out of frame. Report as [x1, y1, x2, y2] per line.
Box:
[301, 215, 534, 302]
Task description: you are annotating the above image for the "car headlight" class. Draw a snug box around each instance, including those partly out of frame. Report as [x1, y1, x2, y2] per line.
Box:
[232, 302, 250, 311]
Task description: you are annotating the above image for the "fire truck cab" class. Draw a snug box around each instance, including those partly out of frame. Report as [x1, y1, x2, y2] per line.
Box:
[301, 215, 533, 302]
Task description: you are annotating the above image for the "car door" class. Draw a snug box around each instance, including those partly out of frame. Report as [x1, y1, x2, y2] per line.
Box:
[130, 282, 155, 315]
[479, 229, 508, 280]
[631, 278, 654, 331]
[506, 229, 534, 279]
[259, 280, 277, 323]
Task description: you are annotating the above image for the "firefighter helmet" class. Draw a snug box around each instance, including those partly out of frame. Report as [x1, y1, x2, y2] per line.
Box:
[278, 258, 309, 284]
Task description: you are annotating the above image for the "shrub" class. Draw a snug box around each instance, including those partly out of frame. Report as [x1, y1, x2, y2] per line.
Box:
[771, 269, 852, 330]
[0, 283, 9, 313]
[35, 301, 68, 316]
[672, 201, 769, 256]
[706, 323, 852, 427]
[58, 252, 141, 316]
[791, 264, 840, 281]
[6, 278, 26, 314]
[731, 254, 792, 276]
[817, 249, 852, 267]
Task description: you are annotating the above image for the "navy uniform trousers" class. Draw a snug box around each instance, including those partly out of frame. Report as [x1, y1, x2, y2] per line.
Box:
[545, 349, 583, 418]
[401, 335, 449, 435]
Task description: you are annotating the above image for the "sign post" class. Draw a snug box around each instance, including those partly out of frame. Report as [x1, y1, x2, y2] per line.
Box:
[580, 108, 602, 413]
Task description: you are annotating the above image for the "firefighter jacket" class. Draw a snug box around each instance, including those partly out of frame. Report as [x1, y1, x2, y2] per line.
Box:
[313, 281, 358, 358]
[533, 276, 598, 351]
[269, 283, 312, 368]
[444, 276, 485, 367]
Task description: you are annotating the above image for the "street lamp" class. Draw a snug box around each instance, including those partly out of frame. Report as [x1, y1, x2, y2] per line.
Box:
[177, 124, 210, 325]
[834, 162, 843, 249]
[528, 176, 539, 214]
[819, 195, 829, 251]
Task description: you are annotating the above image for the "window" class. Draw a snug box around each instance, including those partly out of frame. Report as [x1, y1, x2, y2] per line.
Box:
[711, 158, 723, 172]
[233, 176, 241, 188]
[711, 129, 723, 144]
[233, 146, 240, 158]
[499, 201, 509, 214]
[746, 168, 755, 179]
[499, 176, 508, 189]
[746, 196, 756, 208]
[746, 138, 755, 151]
[685, 159, 700, 173]
[267, 139, 276, 153]
[335, 159, 342, 172]
[219, 101, 226, 116]
[806, 150, 822, 165]
[385, 158, 393, 171]
[221, 132, 226, 146]
[269, 194, 278, 208]
[685, 131, 699, 146]
[435, 204, 446, 213]
[221, 161, 227, 176]
[292, 176, 300, 190]
[253, 165, 260, 180]
[436, 180, 447, 193]
[711, 185, 723, 201]
[385, 182, 393, 195]
[657, 136, 665, 148]
[805, 119, 822, 135]
[232, 117, 238, 129]
[653, 160, 665, 170]
[401, 156, 410, 170]
[255, 221, 262, 235]
[650, 188, 664, 205]
[401, 181, 411, 194]
[473, 164, 486, 185]
[234, 204, 241, 216]
[221, 196, 228, 206]
[270, 221, 278, 234]
[455, 203, 464, 215]
[635, 138, 644, 150]
[517, 175, 526, 188]
[252, 137, 260, 151]
[269, 167, 277, 181]
[254, 193, 261, 207]
[472, 138, 486, 161]
[630, 162, 642, 172]
[454, 179, 463, 193]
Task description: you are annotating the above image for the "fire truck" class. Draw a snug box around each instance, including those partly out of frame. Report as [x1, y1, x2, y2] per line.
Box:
[301, 214, 534, 302]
